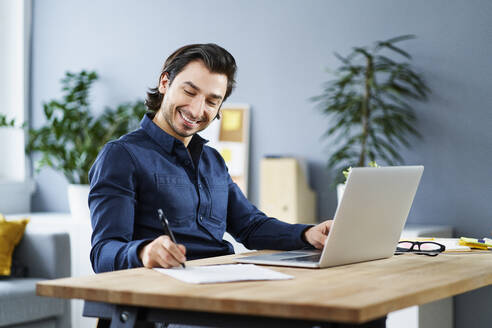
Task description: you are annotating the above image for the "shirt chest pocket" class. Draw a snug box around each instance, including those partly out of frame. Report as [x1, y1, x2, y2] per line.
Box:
[206, 177, 229, 220]
[155, 174, 195, 226]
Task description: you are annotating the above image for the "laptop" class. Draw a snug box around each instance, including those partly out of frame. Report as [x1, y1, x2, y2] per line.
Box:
[235, 165, 424, 268]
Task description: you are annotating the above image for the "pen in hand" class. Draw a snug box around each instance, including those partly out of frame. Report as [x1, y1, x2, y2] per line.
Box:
[157, 208, 186, 268]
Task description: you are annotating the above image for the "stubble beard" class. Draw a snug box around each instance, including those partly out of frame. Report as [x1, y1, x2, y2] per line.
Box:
[163, 102, 206, 139]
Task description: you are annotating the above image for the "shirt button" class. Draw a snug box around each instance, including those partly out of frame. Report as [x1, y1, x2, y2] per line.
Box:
[199, 216, 203, 221]
[184, 160, 191, 166]
[198, 184, 202, 189]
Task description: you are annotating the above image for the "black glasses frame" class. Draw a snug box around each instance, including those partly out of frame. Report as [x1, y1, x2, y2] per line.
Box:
[395, 241, 446, 257]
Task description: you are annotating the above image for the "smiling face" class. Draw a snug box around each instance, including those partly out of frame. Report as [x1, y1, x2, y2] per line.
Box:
[153, 60, 228, 146]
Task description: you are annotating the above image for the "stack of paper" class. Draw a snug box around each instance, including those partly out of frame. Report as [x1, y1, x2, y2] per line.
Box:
[154, 264, 294, 284]
[433, 238, 472, 252]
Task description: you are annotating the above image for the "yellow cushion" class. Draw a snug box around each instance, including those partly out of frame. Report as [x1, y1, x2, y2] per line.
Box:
[0, 214, 30, 276]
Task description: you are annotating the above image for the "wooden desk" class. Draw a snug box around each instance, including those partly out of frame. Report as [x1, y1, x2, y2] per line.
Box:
[36, 251, 492, 327]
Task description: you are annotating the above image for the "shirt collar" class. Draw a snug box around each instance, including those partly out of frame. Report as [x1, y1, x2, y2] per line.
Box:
[141, 112, 208, 153]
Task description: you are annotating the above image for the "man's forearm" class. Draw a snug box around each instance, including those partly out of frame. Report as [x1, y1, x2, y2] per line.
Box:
[235, 216, 312, 251]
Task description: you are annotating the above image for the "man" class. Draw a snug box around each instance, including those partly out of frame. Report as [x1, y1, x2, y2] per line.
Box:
[89, 43, 332, 272]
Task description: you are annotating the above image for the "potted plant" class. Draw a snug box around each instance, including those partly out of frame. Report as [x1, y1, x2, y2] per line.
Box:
[312, 35, 431, 199]
[26, 70, 147, 220]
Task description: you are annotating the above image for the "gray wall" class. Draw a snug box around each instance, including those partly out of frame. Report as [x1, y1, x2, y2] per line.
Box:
[30, 1, 492, 326]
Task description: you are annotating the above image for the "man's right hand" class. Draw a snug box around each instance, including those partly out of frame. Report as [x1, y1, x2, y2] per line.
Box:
[138, 235, 187, 268]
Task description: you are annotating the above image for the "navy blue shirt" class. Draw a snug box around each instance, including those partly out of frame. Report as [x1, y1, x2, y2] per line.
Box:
[89, 113, 311, 273]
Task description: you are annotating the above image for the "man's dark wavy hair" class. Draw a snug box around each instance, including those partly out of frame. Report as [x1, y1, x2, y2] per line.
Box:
[145, 43, 237, 119]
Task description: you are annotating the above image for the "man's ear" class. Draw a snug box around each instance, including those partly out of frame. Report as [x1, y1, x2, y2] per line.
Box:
[158, 73, 170, 94]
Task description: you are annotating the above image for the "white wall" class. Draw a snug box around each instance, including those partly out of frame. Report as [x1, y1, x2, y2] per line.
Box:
[0, 0, 33, 213]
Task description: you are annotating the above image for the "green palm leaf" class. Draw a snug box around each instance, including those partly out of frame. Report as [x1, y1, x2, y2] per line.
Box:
[312, 35, 430, 185]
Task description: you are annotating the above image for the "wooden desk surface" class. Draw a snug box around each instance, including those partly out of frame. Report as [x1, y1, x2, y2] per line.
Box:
[37, 251, 492, 323]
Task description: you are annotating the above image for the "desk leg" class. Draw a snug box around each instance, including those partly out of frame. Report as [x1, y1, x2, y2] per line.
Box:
[332, 316, 386, 328]
[110, 305, 138, 328]
[96, 319, 110, 328]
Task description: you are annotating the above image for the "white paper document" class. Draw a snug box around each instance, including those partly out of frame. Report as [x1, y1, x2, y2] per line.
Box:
[434, 238, 471, 252]
[153, 264, 294, 284]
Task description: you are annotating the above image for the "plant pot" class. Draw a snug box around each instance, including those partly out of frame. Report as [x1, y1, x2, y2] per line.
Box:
[67, 184, 90, 221]
[337, 183, 346, 204]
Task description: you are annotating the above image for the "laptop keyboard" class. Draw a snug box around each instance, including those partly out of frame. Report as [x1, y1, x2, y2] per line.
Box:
[280, 253, 321, 263]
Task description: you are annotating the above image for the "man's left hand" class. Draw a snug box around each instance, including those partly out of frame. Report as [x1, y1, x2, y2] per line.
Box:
[303, 220, 333, 249]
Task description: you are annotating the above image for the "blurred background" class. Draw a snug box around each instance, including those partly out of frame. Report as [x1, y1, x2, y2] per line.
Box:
[1, 1, 491, 327]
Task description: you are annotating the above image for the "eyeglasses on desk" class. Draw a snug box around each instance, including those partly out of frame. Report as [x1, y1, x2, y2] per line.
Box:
[395, 240, 446, 256]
